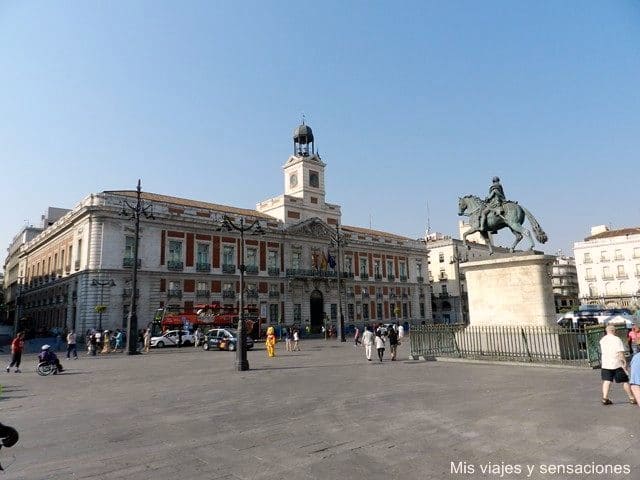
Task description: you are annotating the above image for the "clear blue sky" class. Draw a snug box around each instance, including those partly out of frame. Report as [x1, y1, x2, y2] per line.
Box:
[2, 0, 639, 264]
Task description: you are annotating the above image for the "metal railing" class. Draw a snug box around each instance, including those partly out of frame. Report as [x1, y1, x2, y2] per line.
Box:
[409, 324, 611, 367]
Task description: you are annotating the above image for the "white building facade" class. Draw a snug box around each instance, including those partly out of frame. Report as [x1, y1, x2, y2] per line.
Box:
[573, 225, 640, 308]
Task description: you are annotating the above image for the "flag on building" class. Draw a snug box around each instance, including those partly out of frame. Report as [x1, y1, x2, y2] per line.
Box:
[328, 251, 336, 269]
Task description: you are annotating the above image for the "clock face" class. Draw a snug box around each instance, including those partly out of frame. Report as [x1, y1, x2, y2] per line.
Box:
[290, 174, 298, 188]
[309, 172, 319, 188]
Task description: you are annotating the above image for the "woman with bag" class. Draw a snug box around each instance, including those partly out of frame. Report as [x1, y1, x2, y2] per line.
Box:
[374, 331, 386, 362]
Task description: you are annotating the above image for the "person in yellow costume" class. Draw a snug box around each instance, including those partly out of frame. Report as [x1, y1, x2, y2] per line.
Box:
[265, 326, 276, 357]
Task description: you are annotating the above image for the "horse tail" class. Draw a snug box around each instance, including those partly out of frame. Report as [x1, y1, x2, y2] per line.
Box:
[521, 206, 548, 244]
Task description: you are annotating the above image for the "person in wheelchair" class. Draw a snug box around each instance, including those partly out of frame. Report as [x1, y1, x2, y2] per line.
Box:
[38, 345, 64, 374]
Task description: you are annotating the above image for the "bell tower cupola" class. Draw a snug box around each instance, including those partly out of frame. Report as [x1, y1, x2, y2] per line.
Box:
[293, 122, 315, 157]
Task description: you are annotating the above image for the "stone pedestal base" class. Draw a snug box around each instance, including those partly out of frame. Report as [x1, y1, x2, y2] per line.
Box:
[460, 253, 556, 327]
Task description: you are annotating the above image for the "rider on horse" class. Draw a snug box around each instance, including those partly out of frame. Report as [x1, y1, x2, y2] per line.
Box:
[480, 176, 506, 232]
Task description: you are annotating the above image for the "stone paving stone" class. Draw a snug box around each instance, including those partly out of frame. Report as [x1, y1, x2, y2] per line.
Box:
[1, 340, 639, 479]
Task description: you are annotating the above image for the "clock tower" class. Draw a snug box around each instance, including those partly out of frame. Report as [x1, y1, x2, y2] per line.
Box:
[257, 121, 341, 226]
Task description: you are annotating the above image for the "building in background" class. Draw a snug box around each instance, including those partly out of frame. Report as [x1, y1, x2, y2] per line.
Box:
[574, 225, 640, 309]
[551, 254, 579, 313]
[3, 123, 431, 334]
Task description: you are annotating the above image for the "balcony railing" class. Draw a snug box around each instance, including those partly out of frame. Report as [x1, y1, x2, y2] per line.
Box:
[246, 291, 259, 299]
[341, 272, 355, 278]
[222, 290, 236, 299]
[614, 256, 625, 261]
[122, 257, 141, 268]
[167, 260, 184, 271]
[268, 267, 280, 276]
[583, 258, 593, 264]
[584, 276, 596, 281]
[387, 274, 395, 280]
[374, 274, 383, 281]
[399, 275, 408, 282]
[245, 265, 259, 274]
[360, 273, 369, 280]
[168, 288, 182, 298]
[222, 264, 236, 274]
[196, 262, 211, 272]
[602, 275, 614, 280]
[269, 291, 280, 298]
[439, 275, 448, 281]
[616, 274, 628, 279]
[196, 289, 210, 297]
[600, 257, 610, 263]
[286, 269, 338, 278]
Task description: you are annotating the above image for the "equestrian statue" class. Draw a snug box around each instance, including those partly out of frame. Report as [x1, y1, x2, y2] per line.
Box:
[458, 176, 548, 255]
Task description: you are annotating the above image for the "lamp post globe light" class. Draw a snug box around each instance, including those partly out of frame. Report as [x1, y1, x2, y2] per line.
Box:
[218, 215, 265, 371]
[91, 277, 116, 331]
[331, 224, 348, 342]
[120, 179, 154, 355]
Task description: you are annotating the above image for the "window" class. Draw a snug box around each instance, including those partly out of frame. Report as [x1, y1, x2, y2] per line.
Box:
[399, 262, 406, 277]
[269, 284, 279, 295]
[196, 243, 209, 264]
[291, 251, 301, 269]
[362, 303, 369, 320]
[223, 282, 233, 293]
[246, 247, 258, 267]
[330, 304, 337, 320]
[269, 304, 279, 322]
[168, 241, 183, 262]
[360, 257, 368, 276]
[585, 267, 593, 279]
[387, 260, 394, 276]
[197, 281, 208, 292]
[615, 249, 624, 260]
[293, 304, 302, 322]
[348, 304, 354, 320]
[583, 252, 592, 263]
[442, 284, 448, 295]
[267, 250, 278, 268]
[439, 253, 445, 263]
[309, 170, 319, 188]
[169, 280, 180, 291]
[374, 260, 381, 276]
[600, 250, 609, 261]
[125, 236, 135, 259]
[222, 245, 235, 266]
[416, 263, 422, 277]
[345, 256, 353, 274]
[376, 303, 383, 319]
[602, 266, 612, 278]
[420, 303, 425, 318]
[617, 265, 626, 277]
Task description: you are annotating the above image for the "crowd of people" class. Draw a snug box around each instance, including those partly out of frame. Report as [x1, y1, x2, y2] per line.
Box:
[600, 323, 640, 406]
[356, 323, 404, 362]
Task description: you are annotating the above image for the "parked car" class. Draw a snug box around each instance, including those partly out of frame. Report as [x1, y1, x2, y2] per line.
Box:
[150, 330, 195, 348]
[203, 328, 254, 352]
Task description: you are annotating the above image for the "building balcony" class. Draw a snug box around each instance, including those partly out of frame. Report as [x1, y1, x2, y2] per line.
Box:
[585, 276, 596, 281]
[341, 272, 355, 279]
[196, 262, 211, 272]
[167, 288, 182, 299]
[374, 274, 383, 281]
[269, 291, 280, 298]
[167, 260, 184, 271]
[617, 274, 628, 279]
[246, 291, 259, 299]
[196, 289, 210, 298]
[222, 290, 236, 299]
[286, 269, 337, 278]
[399, 275, 408, 282]
[387, 274, 395, 281]
[245, 265, 259, 274]
[602, 275, 614, 280]
[600, 257, 610, 263]
[222, 264, 236, 274]
[360, 273, 369, 280]
[268, 267, 280, 276]
[439, 275, 448, 281]
[122, 257, 141, 268]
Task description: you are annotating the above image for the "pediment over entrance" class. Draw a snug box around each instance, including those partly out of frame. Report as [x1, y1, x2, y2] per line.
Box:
[285, 217, 334, 239]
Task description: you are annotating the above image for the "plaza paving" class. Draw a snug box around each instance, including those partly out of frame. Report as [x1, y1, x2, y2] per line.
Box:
[0, 338, 639, 480]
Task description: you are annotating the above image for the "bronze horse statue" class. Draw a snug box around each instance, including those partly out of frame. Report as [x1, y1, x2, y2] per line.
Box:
[458, 195, 548, 254]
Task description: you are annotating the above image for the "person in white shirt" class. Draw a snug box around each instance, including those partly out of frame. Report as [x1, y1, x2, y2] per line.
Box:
[397, 323, 405, 339]
[66, 330, 78, 359]
[374, 331, 386, 362]
[362, 326, 374, 361]
[599, 324, 636, 405]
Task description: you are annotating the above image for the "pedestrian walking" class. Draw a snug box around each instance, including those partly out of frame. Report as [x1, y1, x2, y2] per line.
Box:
[398, 322, 405, 339]
[143, 328, 152, 353]
[374, 331, 386, 362]
[362, 326, 374, 361]
[177, 329, 183, 348]
[600, 324, 637, 405]
[66, 330, 78, 359]
[629, 350, 640, 406]
[354, 327, 361, 346]
[101, 330, 112, 354]
[388, 326, 399, 361]
[285, 328, 292, 352]
[292, 328, 300, 351]
[6, 332, 25, 373]
[115, 330, 124, 351]
[89, 332, 98, 356]
[628, 324, 640, 355]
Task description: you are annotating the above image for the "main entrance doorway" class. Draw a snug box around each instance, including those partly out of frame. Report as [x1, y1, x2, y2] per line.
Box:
[309, 289, 324, 333]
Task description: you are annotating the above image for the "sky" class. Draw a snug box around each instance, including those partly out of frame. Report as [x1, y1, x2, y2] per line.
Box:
[1, 0, 639, 265]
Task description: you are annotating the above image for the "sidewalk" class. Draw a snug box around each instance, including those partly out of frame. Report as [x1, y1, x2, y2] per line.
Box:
[1, 339, 638, 480]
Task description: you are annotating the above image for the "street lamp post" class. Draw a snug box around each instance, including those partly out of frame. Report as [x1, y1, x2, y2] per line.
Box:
[219, 215, 265, 371]
[13, 277, 24, 337]
[331, 224, 347, 342]
[120, 179, 154, 355]
[91, 277, 116, 331]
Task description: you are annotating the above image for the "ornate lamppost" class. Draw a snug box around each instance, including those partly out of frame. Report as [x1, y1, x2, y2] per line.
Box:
[120, 179, 154, 355]
[218, 215, 265, 371]
[330, 224, 348, 342]
[91, 277, 115, 331]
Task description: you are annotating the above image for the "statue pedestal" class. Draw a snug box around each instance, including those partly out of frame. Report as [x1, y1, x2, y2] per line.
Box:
[460, 253, 556, 327]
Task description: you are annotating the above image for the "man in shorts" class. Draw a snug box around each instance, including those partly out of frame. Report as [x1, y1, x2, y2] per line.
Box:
[600, 324, 637, 405]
